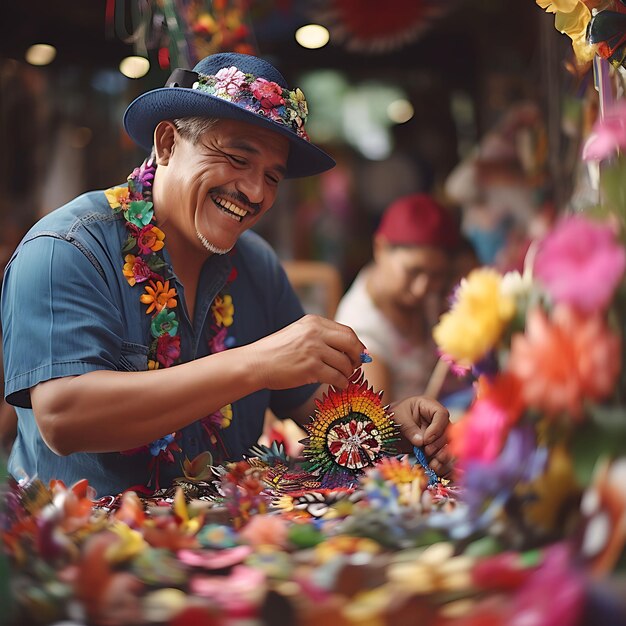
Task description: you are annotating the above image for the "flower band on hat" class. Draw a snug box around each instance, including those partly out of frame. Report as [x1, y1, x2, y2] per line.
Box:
[165, 65, 310, 141]
[125, 52, 334, 177]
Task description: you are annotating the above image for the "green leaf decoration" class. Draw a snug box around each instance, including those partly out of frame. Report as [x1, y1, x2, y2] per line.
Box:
[122, 236, 138, 254]
[146, 255, 167, 272]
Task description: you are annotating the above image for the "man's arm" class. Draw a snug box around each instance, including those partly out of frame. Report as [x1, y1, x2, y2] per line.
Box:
[31, 315, 365, 455]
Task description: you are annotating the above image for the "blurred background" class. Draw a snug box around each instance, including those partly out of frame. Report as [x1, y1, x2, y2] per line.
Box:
[0, 0, 578, 290]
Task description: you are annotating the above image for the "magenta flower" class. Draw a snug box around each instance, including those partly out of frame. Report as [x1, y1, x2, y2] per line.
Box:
[131, 257, 153, 284]
[156, 334, 181, 367]
[250, 78, 284, 110]
[209, 326, 228, 353]
[454, 396, 511, 464]
[129, 158, 155, 190]
[508, 544, 584, 626]
[582, 101, 626, 161]
[533, 215, 626, 313]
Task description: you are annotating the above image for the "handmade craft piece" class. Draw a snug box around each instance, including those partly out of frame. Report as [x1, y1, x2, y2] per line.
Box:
[300, 370, 400, 487]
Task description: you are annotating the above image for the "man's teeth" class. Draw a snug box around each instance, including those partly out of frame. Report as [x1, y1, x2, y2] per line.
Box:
[215, 197, 248, 221]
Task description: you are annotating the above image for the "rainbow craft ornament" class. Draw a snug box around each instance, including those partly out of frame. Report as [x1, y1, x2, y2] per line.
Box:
[300, 369, 400, 488]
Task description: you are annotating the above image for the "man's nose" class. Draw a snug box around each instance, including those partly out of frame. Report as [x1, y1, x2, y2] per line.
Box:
[235, 170, 265, 206]
[410, 273, 430, 297]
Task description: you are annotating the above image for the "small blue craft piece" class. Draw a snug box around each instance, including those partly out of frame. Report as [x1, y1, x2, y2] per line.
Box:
[413, 445, 438, 486]
[360, 351, 373, 363]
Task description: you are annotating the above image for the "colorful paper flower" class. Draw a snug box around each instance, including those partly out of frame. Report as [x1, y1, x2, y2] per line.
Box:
[122, 254, 154, 286]
[209, 326, 229, 353]
[508, 543, 584, 626]
[140, 280, 177, 314]
[136, 225, 166, 255]
[149, 433, 177, 458]
[104, 186, 131, 211]
[128, 158, 155, 190]
[508, 305, 622, 418]
[461, 425, 545, 518]
[582, 101, 626, 161]
[155, 334, 181, 368]
[536, 0, 596, 64]
[151, 307, 179, 338]
[212, 294, 234, 327]
[450, 373, 524, 465]
[433, 268, 516, 367]
[214, 65, 246, 95]
[533, 215, 626, 313]
[250, 77, 284, 110]
[124, 200, 154, 228]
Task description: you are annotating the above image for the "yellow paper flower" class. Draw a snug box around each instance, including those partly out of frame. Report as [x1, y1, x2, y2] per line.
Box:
[220, 403, 233, 429]
[212, 294, 234, 327]
[536, 0, 580, 13]
[105, 522, 147, 563]
[104, 186, 130, 210]
[433, 268, 515, 367]
[536, 0, 597, 64]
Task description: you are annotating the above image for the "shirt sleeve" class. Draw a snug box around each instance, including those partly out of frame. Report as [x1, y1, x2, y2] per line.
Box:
[1, 235, 125, 408]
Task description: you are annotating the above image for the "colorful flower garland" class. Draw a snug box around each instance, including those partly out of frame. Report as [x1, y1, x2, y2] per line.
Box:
[193, 65, 309, 140]
[105, 159, 235, 488]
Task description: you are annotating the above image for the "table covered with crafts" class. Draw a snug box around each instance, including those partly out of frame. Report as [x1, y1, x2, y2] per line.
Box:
[3, 340, 626, 626]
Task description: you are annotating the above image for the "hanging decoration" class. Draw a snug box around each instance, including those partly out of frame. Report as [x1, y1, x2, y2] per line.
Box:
[309, 0, 458, 53]
[588, 1, 626, 69]
[105, 0, 276, 70]
[536, 0, 626, 69]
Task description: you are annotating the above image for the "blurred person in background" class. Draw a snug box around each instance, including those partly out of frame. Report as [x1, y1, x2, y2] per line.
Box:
[335, 193, 476, 406]
[1, 53, 453, 497]
[444, 101, 551, 272]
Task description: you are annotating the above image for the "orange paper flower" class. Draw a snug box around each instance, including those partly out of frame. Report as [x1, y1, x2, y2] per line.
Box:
[508, 305, 621, 418]
[140, 280, 177, 314]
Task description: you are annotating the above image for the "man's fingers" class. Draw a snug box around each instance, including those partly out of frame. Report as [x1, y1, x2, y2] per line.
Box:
[424, 433, 448, 458]
[419, 402, 450, 445]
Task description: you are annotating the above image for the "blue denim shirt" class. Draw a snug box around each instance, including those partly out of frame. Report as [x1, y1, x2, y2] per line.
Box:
[1, 189, 316, 496]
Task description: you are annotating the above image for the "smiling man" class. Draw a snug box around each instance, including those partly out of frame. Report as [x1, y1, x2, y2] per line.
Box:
[1, 53, 452, 496]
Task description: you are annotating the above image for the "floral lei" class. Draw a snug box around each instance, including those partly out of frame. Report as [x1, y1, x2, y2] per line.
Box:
[105, 158, 235, 489]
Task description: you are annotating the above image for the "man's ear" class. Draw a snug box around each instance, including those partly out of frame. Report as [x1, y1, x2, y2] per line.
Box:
[154, 121, 177, 166]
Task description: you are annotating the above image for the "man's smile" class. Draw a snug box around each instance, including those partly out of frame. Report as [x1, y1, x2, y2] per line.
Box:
[213, 195, 249, 222]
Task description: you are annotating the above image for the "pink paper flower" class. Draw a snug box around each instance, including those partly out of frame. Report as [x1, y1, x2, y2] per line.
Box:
[214, 66, 246, 96]
[508, 544, 584, 626]
[450, 374, 523, 464]
[533, 215, 626, 313]
[582, 101, 626, 161]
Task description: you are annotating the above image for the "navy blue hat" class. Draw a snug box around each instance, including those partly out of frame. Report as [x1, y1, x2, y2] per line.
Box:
[124, 52, 335, 178]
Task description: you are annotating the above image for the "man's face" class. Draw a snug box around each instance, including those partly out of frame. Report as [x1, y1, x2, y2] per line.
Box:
[376, 243, 450, 309]
[159, 118, 289, 253]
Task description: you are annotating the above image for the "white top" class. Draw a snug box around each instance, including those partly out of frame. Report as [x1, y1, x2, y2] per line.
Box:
[335, 266, 439, 402]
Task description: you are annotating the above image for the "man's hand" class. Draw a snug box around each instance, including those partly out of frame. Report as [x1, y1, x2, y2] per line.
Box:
[391, 396, 453, 478]
[247, 315, 366, 391]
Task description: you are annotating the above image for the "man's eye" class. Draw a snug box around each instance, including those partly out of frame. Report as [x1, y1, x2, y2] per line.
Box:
[230, 155, 246, 165]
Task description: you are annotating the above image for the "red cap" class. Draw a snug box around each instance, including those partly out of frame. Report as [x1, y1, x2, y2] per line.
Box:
[375, 193, 460, 249]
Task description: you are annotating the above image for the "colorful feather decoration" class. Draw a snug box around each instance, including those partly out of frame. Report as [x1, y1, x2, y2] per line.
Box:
[300, 370, 400, 487]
